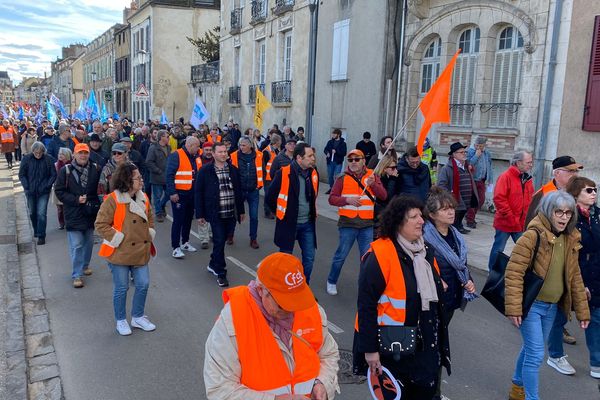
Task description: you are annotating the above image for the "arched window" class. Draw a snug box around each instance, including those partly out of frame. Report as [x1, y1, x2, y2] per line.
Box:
[420, 37, 441, 94]
[451, 27, 480, 127]
[489, 26, 524, 128]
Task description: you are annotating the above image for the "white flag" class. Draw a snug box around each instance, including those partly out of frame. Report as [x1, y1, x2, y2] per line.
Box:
[189, 98, 210, 129]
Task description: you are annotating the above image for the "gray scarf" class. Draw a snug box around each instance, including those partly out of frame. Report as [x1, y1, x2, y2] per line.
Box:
[395, 234, 438, 311]
[71, 160, 89, 190]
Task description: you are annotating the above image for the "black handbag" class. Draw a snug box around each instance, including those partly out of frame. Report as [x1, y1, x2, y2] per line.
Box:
[482, 230, 544, 318]
[377, 326, 417, 361]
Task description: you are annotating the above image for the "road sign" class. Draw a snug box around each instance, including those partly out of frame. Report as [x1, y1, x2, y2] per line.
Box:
[104, 90, 112, 101]
[133, 84, 150, 102]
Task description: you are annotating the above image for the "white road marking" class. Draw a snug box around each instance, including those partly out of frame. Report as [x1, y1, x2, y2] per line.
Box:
[227, 256, 345, 334]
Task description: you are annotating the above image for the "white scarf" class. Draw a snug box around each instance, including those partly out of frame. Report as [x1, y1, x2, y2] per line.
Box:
[395, 234, 438, 311]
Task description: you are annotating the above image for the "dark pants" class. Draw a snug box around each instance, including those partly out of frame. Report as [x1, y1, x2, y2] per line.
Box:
[26, 193, 49, 239]
[4, 152, 13, 165]
[14, 148, 21, 161]
[396, 374, 437, 400]
[143, 171, 152, 201]
[263, 180, 273, 216]
[453, 209, 467, 230]
[466, 180, 486, 223]
[209, 217, 236, 278]
[170, 192, 194, 249]
[57, 205, 65, 227]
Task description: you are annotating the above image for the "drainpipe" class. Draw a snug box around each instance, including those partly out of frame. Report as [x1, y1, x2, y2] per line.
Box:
[391, 0, 408, 136]
[533, 0, 563, 186]
[305, 0, 319, 145]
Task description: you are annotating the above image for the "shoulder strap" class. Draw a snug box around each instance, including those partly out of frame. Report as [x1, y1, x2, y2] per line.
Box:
[344, 172, 375, 202]
[527, 230, 541, 272]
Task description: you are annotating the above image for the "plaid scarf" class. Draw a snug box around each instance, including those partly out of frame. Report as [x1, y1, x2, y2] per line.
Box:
[215, 164, 235, 219]
[70, 160, 89, 190]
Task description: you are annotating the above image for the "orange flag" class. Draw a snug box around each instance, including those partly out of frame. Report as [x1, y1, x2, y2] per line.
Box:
[416, 49, 461, 155]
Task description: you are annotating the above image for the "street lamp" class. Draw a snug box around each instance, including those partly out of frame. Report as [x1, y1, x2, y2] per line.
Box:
[305, 0, 319, 145]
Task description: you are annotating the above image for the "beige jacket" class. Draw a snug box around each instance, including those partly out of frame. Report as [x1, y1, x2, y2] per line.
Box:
[204, 302, 341, 400]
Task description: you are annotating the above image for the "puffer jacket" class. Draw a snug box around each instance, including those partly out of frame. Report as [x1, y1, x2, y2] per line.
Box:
[505, 214, 590, 321]
[18, 153, 57, 196]
[493, 165, 533, 232]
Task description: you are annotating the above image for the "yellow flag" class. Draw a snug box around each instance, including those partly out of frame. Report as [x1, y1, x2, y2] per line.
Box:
[253, 86, 272, 130]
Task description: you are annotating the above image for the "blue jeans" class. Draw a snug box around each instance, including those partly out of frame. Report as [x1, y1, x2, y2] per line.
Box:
[170, 192, 194, 249]
[26, 193, 49, 239]
[152, 184, 168, 216]
[327, 162, 342, 188]
[547, 308, 568, 358]
[280, 221, 316, 283]
[328, 226, 373, 284]
[209, 217, 237, 278]
[488, 230, 522, 270]
[586, 307, 600, 367]
[241, 189, 259, 240]
[67, 229, 94, 279]
[513, 300, 557, 400]
[109, 263, 150, 321]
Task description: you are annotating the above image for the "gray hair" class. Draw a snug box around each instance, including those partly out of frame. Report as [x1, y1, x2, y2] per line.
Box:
[474, 135, 487, 145]
[238, 136, 253, 148]
[134, 127, 143, 135]
[31, 141, 46, 154]
[157, 129, 169, 139]
[185, 135, 199, 146]
[511, 150, 532, 166]
[270, 134, 282, 145]
[92, 121, 102, 128]
[58, 123, 70, 135]
[58, 147, 72, 161]
[537, 190, 578, 233]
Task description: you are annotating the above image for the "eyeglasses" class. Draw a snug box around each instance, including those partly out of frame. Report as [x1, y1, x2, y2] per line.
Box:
[347, 158, 363, 163]
[112, 151, 124, 155]
[554, 209, 573, 218]
[557, 169, 578, 174]
[386, 165, 397, 169]
[585, 187, 598, 194]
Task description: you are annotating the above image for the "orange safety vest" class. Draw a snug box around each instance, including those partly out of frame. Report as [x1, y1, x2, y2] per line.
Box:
[174, 148, 194, 191]
[196, 149, 204, 170]
[230, 150, 264, 189]
[338, 169, 375, 220]
[0, 127, 14, 143]
[355, 238, 440, 329]
[536, 180, 557, 197]
[98, 191, 152, 258]
[72, 136, 81, 145]
[265, 146, 278, 181]
[276, 165, 319, 220]
[223, 286, 322, 396]
[207, 134, 221, 143]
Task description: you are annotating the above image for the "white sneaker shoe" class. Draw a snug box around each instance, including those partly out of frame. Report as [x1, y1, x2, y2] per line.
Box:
[326, 282, 338, 296]
[591, 366, 600, 378]
[116, 320, 132, 336]
[131, 316, 156, 332]
[172, 247, 185, 259]
[547, 355, 576, 375]
[207, 265, 218, 276]
[181, 242, 197, 252]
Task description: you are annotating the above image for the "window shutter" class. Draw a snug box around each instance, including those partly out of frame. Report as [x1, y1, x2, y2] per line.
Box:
[331, 20, 349, 80]
[583, 16, 600, 131]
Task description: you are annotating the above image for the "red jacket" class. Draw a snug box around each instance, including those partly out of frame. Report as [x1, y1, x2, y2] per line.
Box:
[493, 165, 534, 232]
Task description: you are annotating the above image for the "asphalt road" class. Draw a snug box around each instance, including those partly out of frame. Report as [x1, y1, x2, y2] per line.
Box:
[36, 200, 600, 400]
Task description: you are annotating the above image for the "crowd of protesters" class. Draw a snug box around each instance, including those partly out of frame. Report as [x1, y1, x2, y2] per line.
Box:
[3, 110, 600, 400]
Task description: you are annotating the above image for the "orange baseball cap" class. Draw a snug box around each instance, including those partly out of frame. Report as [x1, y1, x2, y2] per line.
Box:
[74, 143, 90, 153]
[257, 253, 316, 312]
[347, 149, 365, 159]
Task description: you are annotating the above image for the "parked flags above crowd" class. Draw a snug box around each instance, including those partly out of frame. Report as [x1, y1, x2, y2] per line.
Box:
[73, 100, 86, 120]
[160, 108, 169, 125]
[253, 86, 271, 130]
[46, 101, 58, 126]
[18, 106, 24, 120]
[189, 98, 209, 129]
[34, 108, 44, 125]
[112, 112, 120, 121]
[86, 90, 99, 120]
[416, 49, 460, 155]
[101, 102, 108, 123]
[49, 93, 68, 117]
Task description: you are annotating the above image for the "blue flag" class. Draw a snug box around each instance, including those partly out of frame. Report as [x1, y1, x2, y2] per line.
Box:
[189, 97, 210, 129]
[18, 106, 24, 120]
[101, 102, 108, 123]
[73, 100, 86, 120]
[46, 102, 58, 126]
[160, 108, 169, 125]
[112, 112, 120, 121]
[35, 108, 43, 125]
[50, 93, 68, 117]
[86, 90, 99, 120]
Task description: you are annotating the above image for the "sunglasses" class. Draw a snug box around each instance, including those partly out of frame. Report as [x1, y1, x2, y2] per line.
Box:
[112, 151, 124, 155]
[347, 158, 363, 163]
[585, 187, 598, 194]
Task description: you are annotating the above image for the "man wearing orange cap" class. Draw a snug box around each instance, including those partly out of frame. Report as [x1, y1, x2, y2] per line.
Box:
[204, 252, 340, 399]
[54, 143, 101, 288]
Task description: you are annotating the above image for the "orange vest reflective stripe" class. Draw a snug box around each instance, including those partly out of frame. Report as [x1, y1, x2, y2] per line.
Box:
[354, 238, 440, 330]
[98, 192, 150, 258]
[265, 146, 277, 181]
[338, 169, 375, 219]
[207, 134, 221, 143]
[230, 150, 264, 189]
[223, 286, 322, 396]
[174, 148, 194, 191]
[0, 127, 14, 143]
[276, 165, 319, 220]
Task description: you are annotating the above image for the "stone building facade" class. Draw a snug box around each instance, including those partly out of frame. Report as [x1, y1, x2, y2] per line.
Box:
[114, 23, 131, 118]
[50, 45, 86, 114]
[219, 0, 311, 133]
[0, 71, 13, 104]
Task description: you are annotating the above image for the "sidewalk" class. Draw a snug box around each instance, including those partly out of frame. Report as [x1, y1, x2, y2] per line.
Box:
[313, 184, 512, 272]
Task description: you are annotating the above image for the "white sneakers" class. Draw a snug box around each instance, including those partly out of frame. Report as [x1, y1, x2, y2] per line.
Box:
[547, 355, 576, 375]
[181, 242, 197, 252]
[116, 320, 132, 336]
[131, 316, 156, 332]
[172, 247, 185, 259]
[326, 282, 338, 296]
[591, 366, 600, 378]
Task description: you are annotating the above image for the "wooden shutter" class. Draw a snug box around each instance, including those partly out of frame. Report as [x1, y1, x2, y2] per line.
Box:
[331, 19, 350, 80]
[450, 54, 477, 127]
[583, 16, 600, 131]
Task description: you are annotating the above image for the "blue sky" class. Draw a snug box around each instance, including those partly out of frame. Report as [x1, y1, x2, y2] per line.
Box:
[0, 0, 129, 84]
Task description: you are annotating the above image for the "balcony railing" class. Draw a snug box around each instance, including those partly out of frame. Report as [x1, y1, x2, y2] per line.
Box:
[248, 83, 265, 104]
[230, 8, 242, 34]
[251, 0, 267, 24]
[271, 80, 292, 103]
[191, 61, 219, 83]
[480, 102, 521, 129]
[229, 86, 241, 104]
[274, 0, 294, 15]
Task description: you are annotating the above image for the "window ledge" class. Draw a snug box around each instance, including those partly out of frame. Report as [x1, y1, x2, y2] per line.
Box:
[330, 79, 348, 83]
[273, 102, 292, 108]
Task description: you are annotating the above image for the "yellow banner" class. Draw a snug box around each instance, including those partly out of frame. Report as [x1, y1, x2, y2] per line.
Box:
[253, 86, 272, 130]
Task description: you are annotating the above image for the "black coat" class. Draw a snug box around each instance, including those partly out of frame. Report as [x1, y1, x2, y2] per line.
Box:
[395, 157, 432, 202]
[145, 143, 169, 185]
[266, 162, 318, 250]
[54, 162, 101, 232]
[195, 162, 245, 223]
[578, 205, 600, 309]
[18, 153, 57, 196]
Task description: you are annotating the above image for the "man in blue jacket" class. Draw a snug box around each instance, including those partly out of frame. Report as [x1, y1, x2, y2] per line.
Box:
[395, 146, 432, 202]
[466, 135, 493, 228]
[195, 142, 245, 287]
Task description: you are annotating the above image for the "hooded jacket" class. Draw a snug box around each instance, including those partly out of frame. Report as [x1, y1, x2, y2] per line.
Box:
[395, 157, 432, 202]
[493, 165, 533, 232]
